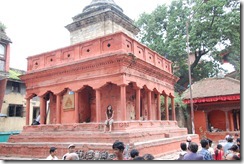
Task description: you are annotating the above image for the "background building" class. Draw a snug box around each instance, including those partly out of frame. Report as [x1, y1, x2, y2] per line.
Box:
[0, 68, 40, 142]
[0, 27, 11, 113]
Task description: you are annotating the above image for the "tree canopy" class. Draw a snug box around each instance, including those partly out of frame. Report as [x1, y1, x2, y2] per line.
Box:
[0, 21, 6, 32]
[135, 0, 240, 91]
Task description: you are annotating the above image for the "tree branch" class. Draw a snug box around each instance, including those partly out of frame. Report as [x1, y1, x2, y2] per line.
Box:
[209, 7, 216, 30]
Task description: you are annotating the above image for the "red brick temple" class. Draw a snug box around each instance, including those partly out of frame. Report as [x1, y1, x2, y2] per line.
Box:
[0, 0, 199, 159]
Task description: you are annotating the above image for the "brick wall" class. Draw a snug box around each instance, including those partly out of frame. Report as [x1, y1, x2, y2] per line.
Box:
[194, 110, 207, 139]
[208, 110, 226, 131]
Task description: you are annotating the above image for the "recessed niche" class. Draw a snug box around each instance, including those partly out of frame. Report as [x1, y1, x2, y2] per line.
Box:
[127, 45, 130, 48]
[50, 58, 53, 62]
[35, 62, 38, 66]
[67, 54, 70, 58]
[139, 51, 141, 54]
[87, 49, 90, 52]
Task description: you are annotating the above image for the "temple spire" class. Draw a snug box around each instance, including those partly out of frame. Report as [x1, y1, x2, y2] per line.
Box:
[83, 0, 123, 13]
[65, 0, 140, 44]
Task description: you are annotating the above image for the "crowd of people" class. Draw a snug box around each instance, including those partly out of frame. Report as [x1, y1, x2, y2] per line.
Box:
[177, 134, 240, 160]
[43, 134, 240, 160]
[44, 141, 154, 160]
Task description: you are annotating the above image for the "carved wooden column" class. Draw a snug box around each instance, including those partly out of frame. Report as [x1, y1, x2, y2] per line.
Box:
[229, 112, 234, 131]
[225, 111, 230, 131]
[147, 90, 152, 120]
[25, 98, 30, 125]
[171, 96, 176, 121]
[40, 96, 46, 124]
[157, 93, 161, 120]
[135, 88, 141, 120]
[205, 110, 211, 132]
[164, 95, 169, 120]
[95, 89, 101, 122]
[74, 92, 79, 123]
[56, 94, 61, 124]
[236, 112, 240, 130]
[120, 85, 126, 121]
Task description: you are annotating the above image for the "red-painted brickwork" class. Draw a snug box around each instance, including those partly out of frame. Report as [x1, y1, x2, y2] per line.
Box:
[194, 110, 207, 138]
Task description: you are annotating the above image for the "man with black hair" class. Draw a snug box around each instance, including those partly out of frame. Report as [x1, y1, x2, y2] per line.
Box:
[177, 142, 187, 160]
[46, 147, 58, 160]
[183, 142, 203, 160]
[207, 139, 215, 159]
[112, 140, 125, 160]
[130, 149, 139, 160]
[198, 139, 213, 160]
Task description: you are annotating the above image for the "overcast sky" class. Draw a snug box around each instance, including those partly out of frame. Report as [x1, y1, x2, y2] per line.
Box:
[0, 0, 170, 71]
[0, 0, 234, 72]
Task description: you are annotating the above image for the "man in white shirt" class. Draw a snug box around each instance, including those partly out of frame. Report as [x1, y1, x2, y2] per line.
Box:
[62, 144, 77, 160]
[46, 147, 58, 160]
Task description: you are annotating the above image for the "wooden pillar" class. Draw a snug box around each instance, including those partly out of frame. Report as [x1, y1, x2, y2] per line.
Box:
[229, 112, 234, 131]
[171, 96, 176, 121]
[40, 96, 46, 124]
[120, 85, 126, 121]
[165, 95, 169, 120]
[95, 89, 101, 122]
[25, 98, 30, 125]
[205, 111, 209, 131]
[74, 92, 79, 123]
[135, 88, 141, 120]
[147, 90, 152, 120]
[225, 111, 230, 131]
[56, 94, 61, 124]
[157, 93, 161, 120]
[236, 112, 240, 130]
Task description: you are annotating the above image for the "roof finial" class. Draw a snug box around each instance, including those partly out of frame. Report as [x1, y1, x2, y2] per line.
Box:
[83, 0, 123, 13]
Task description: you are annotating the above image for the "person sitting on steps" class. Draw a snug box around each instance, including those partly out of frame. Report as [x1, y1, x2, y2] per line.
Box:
[103, 105, 114, 133]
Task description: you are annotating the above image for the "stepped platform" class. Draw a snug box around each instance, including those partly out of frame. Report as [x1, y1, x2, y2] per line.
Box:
[0, 121, 199, 159]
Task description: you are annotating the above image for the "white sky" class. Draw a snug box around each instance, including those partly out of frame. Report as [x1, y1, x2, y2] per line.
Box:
[0, 0, 169, 71]
[0, 0, 235, 73]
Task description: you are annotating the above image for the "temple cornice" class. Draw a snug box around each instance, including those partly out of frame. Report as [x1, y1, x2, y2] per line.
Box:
[22, 54, 176, 89]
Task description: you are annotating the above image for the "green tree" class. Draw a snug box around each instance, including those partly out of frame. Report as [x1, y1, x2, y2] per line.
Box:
[0, 21, 7, 32]
[136, 0, 240, 91]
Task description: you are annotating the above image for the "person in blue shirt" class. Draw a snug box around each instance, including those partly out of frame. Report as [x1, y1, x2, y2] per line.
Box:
[198, 139, 213, 160]
[183, 142, 203, 160]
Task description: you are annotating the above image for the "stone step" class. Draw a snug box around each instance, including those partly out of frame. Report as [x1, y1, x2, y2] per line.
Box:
[0, 134, 199, 159]
[8, 128, 187, 143]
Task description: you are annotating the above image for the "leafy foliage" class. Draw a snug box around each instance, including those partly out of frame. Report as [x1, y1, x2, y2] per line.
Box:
[0, 21, 6, 32]
[135, 0, 240, 91]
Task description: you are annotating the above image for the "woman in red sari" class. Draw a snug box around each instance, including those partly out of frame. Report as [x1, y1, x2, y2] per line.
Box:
[215, 144, 224, 160]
